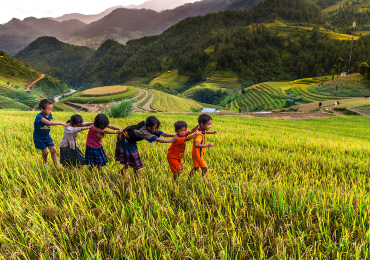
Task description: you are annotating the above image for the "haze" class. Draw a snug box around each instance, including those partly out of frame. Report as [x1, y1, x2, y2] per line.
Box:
[0, 0, 198, 24]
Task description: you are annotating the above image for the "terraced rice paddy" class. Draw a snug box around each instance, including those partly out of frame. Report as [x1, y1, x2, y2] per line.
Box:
[81, 85, 128, 96]
[151, 90, 203, 112]
[2, 111, 370, 258]
[183, 83, 228, 98]
[58, 86, 137, 106]
[0, 95, 30, 110]
[150, 70, 189, 89]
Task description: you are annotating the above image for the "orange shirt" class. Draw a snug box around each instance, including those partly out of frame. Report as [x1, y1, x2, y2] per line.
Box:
[167, 131, 191, 159]
[192, 131, 206, 158]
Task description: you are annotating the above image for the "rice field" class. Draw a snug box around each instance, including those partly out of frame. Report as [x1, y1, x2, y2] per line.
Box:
[183, 83, 229, 98]
[150, 70, 189, 90]
[59, 86, 137, 106]
[81, 86, 128, 97]
[151, 90, 203, 112]
[0, 95, 30, 110]
[2, 111, 370, 258]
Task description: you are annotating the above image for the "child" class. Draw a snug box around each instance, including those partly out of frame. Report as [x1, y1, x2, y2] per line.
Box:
[59, 114, 93, 168]
[167, 121, 202, 182]
[85, 114, 123, 171]
[115, 116, 178, 177]
[189, 114, 217, 178]
[33, 99, 68, 166]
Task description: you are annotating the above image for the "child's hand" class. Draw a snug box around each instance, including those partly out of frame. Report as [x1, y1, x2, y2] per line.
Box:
[117, 129, 124, 134]
[195, 131, 202, 136]
[172, 135, 179, 141]
[88, 124, 93, 129]
[212, 130, 218, 134]
[208, 143, 214, 147]
[62, 123, 69, 127]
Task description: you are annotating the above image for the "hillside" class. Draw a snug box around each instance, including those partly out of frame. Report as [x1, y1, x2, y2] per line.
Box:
[15, 37, 94, 87]
[0, 51, 69, 110]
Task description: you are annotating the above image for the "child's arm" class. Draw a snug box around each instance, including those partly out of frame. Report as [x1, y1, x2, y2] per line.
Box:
[190, 125, 200, 133]
[185, 131, 202, 141]
[107, 125, 121, 131]
[95, 128, 123, 135]
[83, 122, 94, 127]
[206, 130, 218, 134]
[80, 124, 93, 131]
[194, 141, 214, 148]
[161, 133, 176, 137]
[40, 118, 68, 126]
[155, 135, 178, 143]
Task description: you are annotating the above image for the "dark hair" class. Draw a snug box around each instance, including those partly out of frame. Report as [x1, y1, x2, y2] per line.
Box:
[174, 121, 187, 131]
[39, 99, 53, 110]
[125, 116, 161, 132]
[94, 114, 109, 130]
[198, 114, 212, 125]
[67, 114, 83, 125]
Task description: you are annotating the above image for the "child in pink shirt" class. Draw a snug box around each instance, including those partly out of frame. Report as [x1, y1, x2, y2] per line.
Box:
[85, 114, 122, 171]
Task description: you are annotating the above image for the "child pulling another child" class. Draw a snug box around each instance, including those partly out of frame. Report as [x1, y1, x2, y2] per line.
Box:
[59, 114, 93, 168]
[33, 99, 68, 166]
[115, 116, 178, 177]
[189, 114, 217, 178]
[167, 121, 202, 181]
[85, 114, 123, 171]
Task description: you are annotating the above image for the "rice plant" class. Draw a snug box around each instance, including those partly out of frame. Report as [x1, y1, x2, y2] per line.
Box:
[1, 111, 370, 259]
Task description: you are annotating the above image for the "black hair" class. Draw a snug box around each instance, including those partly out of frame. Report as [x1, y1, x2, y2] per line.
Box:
[94, 114, 109, 130]
[198, 114, 212, 125]
[67, 114, 83, 125]
[174, 121, 187, 131]
[39, 99, 53, 110]
[125, 116, 161, 132]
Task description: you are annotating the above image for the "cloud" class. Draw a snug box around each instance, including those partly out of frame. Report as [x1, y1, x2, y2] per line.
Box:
[0, 0, 146, 24]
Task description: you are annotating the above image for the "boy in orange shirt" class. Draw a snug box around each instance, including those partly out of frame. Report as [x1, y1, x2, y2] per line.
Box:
[189, 114, 217, 178]
[167, 121, 201, 182]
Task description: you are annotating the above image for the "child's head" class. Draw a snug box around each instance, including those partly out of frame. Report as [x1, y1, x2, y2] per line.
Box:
[39, 99, 53, 116]
[174, 121, 188, 137]
[94, 114, 109, 130]
[67, 114, 83, 127]
[146, 116, 161, 133]
[198, 114, 212, 132]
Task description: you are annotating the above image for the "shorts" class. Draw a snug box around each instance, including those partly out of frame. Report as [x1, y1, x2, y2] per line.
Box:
[192, 157, 207, 168]
[167, 157, 183, 175]
[33, 135, 54, 150]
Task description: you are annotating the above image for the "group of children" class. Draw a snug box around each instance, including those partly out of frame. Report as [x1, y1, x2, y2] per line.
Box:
[33, 99, 217, 180]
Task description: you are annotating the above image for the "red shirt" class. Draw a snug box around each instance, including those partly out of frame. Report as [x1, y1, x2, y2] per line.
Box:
[167, 131, 191, 159]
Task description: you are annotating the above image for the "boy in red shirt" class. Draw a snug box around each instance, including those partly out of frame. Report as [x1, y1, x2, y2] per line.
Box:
[167, 121, 201, 182]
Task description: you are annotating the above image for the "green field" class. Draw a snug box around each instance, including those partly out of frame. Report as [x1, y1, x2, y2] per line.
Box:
[0, 95, 31, 110]
[151, 90, 203, 112]
[183, 83, 230, 98]
[2, 111, 370, 258]
[150, 70, 189, 89]
[58, 86, 137, 107]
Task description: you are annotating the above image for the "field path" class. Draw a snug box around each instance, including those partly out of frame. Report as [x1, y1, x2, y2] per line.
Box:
[142, 90, 155, 111]
[26, 74, 44, 91]
[132, 88, 148, 112]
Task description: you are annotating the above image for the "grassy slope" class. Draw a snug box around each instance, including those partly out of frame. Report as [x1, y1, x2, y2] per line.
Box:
[2, 111, 370, 258]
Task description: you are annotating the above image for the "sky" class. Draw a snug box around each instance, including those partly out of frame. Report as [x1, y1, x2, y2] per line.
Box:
[0, 0, 196, 24]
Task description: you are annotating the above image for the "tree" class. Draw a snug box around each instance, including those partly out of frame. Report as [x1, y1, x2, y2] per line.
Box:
[360, 61, 369, 78]
[336, 57, 344, 79]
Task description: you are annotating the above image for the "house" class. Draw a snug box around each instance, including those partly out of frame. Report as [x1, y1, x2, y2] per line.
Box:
[201, 107, 221, 113]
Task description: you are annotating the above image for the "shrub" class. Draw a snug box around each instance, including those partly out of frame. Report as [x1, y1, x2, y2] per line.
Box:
[104, 99, 135, 118]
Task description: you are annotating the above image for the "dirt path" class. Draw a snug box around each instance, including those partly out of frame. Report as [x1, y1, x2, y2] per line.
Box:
[142, 90, 155, 111]
[31, 95, 44, 111]
[26, 74, 44, 91]
[221, 112, 335, 119]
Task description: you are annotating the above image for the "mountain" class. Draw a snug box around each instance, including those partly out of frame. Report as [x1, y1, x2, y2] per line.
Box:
[49, 5, 124, 24]
[15, 37, 94, 86]
[0, 17, 86, 55]
[0, 18, 44, 55]
[16, 0, 368, 90]
[71, 0, 263, 41]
